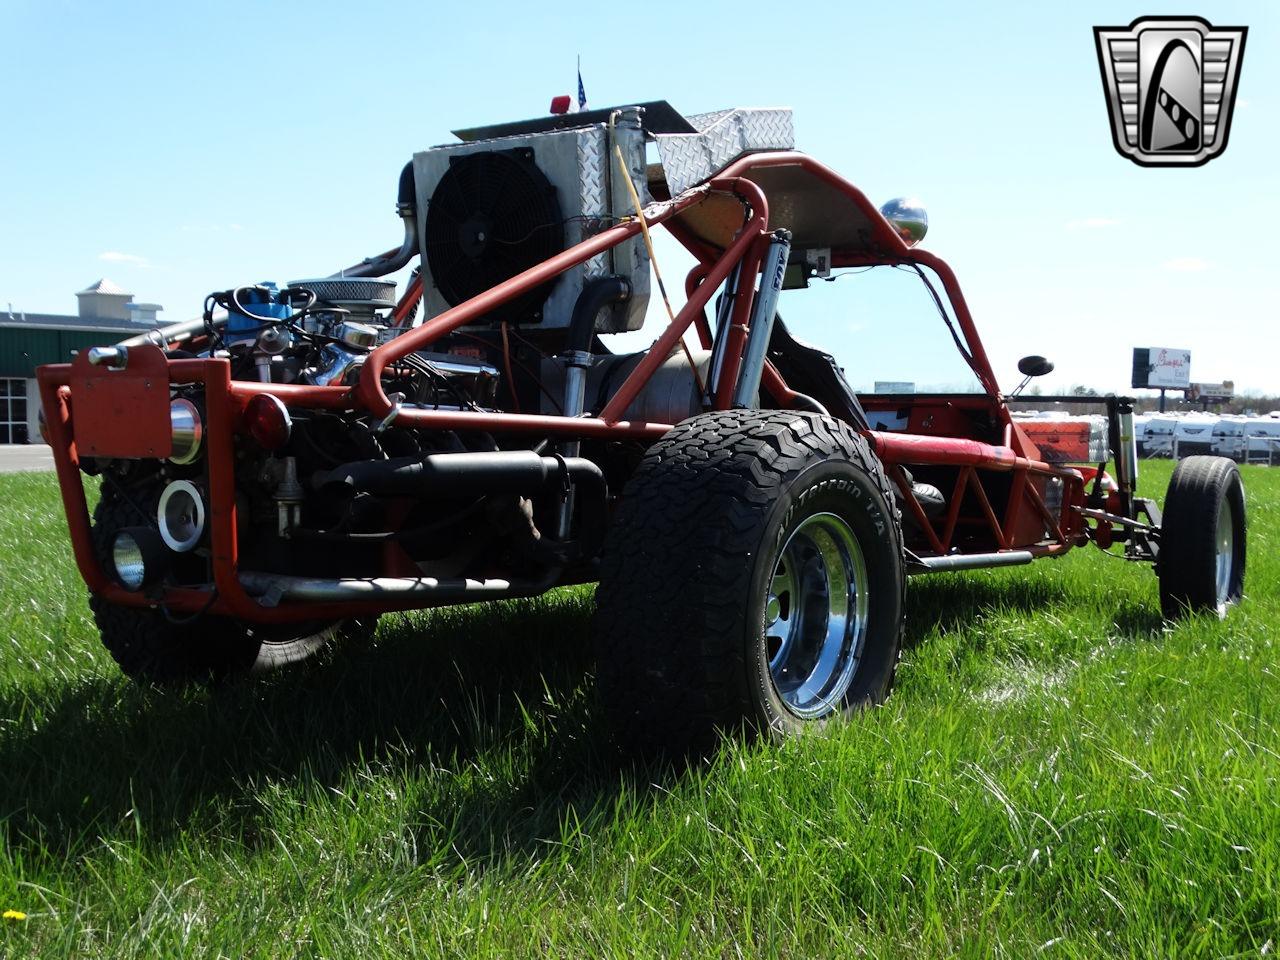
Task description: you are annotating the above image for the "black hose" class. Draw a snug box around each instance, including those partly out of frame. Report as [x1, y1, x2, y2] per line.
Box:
[566, 276, 630, 355]
[397, 161, 416, 212]
[788, 391, 830, 415]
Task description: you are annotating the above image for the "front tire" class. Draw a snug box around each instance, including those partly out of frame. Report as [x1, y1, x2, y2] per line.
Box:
[90, 481, 362, 683]
[593, 410, 905, 756]
[1157, 455, 1246, 619]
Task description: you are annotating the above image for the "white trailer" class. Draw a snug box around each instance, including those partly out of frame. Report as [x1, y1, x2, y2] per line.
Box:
[1211, 416, 1248, 462]
[1143, 415, 1178, 458]
[1133, 414, 1152, 457]
[1245, 417, 1280, 465]
[1172, 414, 1218, 458]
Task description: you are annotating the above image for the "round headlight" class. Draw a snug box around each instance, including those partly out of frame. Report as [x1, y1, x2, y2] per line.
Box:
[111, 532, 147, 591]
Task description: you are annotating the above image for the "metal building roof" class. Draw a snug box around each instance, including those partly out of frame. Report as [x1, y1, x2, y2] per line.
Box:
[76, 278, 131, 296]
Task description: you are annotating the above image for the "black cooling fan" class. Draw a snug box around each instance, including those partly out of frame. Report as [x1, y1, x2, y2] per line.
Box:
[424, 149, 564, 325]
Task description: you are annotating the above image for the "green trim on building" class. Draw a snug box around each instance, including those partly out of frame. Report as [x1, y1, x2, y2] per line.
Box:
[0, 328, 125, 377]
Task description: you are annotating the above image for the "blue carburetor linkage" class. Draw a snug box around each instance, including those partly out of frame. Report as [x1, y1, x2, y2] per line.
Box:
[226, 283, 292, 344]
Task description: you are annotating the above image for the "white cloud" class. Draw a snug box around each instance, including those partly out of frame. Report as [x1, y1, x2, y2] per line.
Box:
[98, 250, 150, 267]
[1066, 217, 1120, 229]
[1162, 256, 1211, 272]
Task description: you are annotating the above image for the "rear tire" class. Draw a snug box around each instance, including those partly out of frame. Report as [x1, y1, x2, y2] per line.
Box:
[592, 410, 905, 757]
[1157, 456, 1246, 619]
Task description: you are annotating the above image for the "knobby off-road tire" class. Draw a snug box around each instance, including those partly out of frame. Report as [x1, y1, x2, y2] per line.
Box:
[1157, 455, 1246, 620]
[593, 410, 905, 756]
[90, 483, 370, 683]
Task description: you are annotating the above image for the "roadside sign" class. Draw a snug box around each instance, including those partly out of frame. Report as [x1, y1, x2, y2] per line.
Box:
[1132, 347, 1191, 389]
[1188, 381, 1234, 401]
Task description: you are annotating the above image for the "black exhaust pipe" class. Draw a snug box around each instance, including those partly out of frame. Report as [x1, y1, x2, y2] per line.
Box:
[312, 450, 603, 499]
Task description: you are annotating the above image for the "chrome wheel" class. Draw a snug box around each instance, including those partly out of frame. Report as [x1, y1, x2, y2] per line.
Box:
[764, 512, 870, 719]
[1215, 496, 1235, 611]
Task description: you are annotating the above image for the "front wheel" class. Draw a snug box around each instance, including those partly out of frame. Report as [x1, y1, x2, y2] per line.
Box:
[1157, 455, 1246, 619]
[90, 482, 368, 683]
[592, 410, 905, 757]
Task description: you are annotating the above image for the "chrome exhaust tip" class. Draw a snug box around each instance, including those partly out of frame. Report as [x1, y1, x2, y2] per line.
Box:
[157, 479, 206, 552]
[168, 398, 204, 465]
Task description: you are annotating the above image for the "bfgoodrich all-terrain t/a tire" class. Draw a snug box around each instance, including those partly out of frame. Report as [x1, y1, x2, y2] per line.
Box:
[1157, 455, 1247, 620]
[592, 410, 905, 757]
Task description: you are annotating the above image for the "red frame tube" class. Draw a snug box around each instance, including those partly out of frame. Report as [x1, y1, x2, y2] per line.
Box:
[683, 264, 714, 350]
[601, 185, 766, 421]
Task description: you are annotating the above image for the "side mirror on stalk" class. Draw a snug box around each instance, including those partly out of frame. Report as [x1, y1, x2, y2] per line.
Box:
[1010, 355, 1054, 398]
[1017, 355, 1055, 378]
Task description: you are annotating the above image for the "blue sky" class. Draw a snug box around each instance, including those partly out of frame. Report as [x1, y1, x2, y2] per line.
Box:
[1, 0, 1275, 395]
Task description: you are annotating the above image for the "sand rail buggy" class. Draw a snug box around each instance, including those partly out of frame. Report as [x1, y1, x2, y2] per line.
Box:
[39, 103, 1246, 754]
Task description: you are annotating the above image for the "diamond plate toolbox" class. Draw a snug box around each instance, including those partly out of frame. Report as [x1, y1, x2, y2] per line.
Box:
[654, 108, 795, 196]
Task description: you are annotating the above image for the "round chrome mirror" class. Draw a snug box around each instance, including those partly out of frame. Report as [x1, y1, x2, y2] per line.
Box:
[879, 197, 928, 247]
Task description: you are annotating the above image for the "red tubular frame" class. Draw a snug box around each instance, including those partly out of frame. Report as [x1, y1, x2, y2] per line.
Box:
[38, 154, 1096, 623]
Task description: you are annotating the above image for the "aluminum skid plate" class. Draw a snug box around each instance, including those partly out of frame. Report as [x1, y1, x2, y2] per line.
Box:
[654, 108, 795, 195]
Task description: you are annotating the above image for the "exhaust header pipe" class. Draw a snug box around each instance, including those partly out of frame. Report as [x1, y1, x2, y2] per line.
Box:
[239, 566, 560, 608]
[908, 550, 1034, 574]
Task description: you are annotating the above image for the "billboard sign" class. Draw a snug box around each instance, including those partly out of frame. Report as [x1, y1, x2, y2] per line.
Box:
[1188, 381, 1234, 401]
[1132, 347, 1191, 389]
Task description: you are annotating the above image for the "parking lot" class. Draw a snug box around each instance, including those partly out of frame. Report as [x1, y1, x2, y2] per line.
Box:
[0, 445, 54, 473]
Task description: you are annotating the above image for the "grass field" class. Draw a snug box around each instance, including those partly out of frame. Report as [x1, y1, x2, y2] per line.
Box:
[1, 461, 1277, 957]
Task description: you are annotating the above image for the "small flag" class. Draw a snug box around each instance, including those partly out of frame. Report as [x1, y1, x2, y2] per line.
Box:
[577, 57, 587, 111]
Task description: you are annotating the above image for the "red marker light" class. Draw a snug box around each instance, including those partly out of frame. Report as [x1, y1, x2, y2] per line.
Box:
[549, 95, 572, 115]
[245, 394, 292, 450]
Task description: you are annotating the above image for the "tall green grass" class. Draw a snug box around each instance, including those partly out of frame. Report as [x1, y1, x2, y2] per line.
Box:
[1, 462, 1277, 957]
